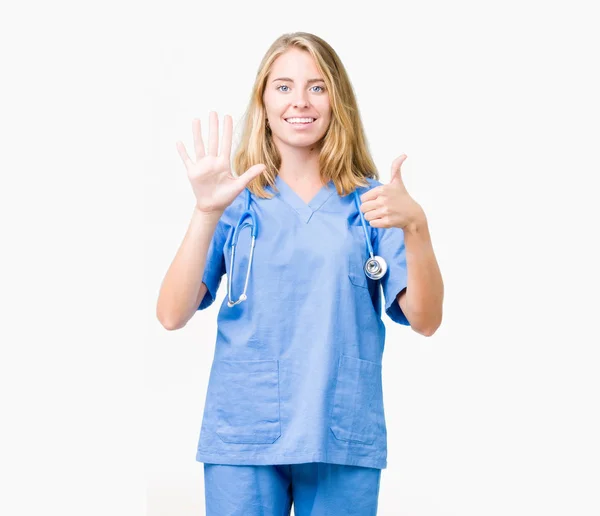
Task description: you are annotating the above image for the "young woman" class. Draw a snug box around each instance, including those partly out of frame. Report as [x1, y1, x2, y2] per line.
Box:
[157, 32, 444, 516]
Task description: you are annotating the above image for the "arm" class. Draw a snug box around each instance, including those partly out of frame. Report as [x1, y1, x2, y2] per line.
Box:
[398, 209, 444, 336]
[156, 207, 223, 330]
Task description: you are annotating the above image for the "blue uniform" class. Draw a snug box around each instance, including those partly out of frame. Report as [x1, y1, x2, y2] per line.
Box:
[204, 462, 381, 515]
[196, 175, 409, 470]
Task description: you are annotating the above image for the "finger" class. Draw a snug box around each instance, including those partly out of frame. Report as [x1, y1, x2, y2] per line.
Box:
[360, 185, 384, 203]
[358, 198, 381, 213]
[219, 114, 233, 159]
[207, 111, 219, 156]
[175, 141, 193, 169]
[192, 118, 205, 161]
[368, 217, 390, 228]
[238, 164, 266, 187]
[364, 207, 387, 222]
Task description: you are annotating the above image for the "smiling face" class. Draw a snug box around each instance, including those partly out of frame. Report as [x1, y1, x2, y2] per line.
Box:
[263, 47, 332, 151]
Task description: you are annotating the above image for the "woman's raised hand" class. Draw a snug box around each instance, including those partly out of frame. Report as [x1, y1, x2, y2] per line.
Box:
[176, 112, 266, 214]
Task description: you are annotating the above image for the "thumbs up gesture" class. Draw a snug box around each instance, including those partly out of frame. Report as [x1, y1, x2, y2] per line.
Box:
[359, 154, 424, 230]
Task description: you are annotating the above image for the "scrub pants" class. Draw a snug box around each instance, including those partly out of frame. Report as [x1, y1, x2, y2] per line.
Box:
[203, 462, 381, 515]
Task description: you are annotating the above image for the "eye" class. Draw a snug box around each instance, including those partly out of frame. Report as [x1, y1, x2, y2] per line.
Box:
[276, 84, 325, 93]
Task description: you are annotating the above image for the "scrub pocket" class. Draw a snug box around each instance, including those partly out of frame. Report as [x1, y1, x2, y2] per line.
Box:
[214, 359, 281, 444]
[330, 355, 385, 445]
[347, 225, 369, 288]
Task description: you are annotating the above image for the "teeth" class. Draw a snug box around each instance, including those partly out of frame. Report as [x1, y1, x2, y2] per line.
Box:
[286, 118, 315, 124]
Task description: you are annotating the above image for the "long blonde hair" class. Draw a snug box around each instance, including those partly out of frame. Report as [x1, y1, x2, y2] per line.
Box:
[233, 32, 380, 198]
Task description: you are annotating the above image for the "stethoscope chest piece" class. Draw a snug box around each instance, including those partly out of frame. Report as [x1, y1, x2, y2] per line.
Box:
[364, 255, 388, 280]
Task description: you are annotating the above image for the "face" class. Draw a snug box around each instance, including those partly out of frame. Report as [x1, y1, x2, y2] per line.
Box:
[263, 48, 332, 150]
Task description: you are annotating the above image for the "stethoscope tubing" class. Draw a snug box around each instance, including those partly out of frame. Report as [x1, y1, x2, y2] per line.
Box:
[227, 187, 387, 307]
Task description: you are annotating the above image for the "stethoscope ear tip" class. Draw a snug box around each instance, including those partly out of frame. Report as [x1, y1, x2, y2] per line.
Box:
[227, 294, 248, 308]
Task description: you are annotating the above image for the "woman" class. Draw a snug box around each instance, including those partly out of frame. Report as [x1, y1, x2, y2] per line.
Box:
[157, 32, 444, 516]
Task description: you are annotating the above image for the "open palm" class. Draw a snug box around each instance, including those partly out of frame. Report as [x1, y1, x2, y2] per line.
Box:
[176, 112, 265, 213]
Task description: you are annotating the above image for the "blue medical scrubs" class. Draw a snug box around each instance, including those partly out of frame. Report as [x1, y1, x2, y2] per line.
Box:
[203, 462, 382, 515]
[196, 175, 409, 471]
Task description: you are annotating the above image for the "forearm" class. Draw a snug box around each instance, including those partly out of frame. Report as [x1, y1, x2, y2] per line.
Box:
[156, 207, 223, 330]
[399, 210, 444, 334]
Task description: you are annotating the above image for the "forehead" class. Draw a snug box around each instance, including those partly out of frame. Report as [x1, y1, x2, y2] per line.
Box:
[268, 48, 321, 79]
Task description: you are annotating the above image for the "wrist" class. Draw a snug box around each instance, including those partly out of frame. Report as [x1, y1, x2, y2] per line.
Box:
[192, 206, 223, 225]
[194, 204, 224, 216]
[404, 205, 427, 234]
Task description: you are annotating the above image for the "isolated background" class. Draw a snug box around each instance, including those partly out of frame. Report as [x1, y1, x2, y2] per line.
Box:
[145, 2, 600, 514]
[2, 0, 598, 515]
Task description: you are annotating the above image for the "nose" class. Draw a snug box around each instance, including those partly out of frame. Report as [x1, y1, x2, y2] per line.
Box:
[292, 92, 309, 108]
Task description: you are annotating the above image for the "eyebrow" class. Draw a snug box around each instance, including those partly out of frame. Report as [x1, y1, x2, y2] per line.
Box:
[271, 77, 325, 84]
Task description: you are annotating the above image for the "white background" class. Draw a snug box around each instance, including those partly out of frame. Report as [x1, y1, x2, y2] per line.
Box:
[1, 0, 599, 515]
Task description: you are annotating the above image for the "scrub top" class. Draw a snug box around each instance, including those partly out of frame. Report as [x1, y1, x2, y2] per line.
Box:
[195, 175, 409, 470]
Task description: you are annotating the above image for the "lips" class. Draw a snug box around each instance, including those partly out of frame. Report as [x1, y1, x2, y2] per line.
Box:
[284, 118, 317, 124]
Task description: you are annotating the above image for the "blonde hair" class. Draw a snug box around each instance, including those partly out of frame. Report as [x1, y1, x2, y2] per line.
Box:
[232, 32, 380, 199]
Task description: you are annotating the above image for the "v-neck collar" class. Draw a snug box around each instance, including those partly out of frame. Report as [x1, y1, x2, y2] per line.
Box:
[272, 175, 335, 224]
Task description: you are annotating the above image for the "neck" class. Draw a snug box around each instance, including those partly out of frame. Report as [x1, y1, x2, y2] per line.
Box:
[273, 137, 322, 186]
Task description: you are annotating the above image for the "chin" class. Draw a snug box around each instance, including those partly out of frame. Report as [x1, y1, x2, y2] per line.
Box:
[286, 138, 322, 148]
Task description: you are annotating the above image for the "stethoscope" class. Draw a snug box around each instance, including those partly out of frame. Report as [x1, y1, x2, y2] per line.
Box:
[227, 188, 388, 307]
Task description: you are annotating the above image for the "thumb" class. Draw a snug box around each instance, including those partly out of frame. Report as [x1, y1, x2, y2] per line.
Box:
[390, 154, 407, 184]
[239, 164, 266, 187]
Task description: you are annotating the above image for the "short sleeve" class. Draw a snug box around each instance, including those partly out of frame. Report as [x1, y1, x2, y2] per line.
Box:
[198, 220, 228, 311]
[375, 225, 410, 325]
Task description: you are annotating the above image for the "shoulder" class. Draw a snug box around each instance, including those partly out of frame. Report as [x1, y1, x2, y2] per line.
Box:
[366, 177, 384, 189]
[209, 190, 248, 241]
[355, 177, 384, 196]
[220, 190, 248, 228]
